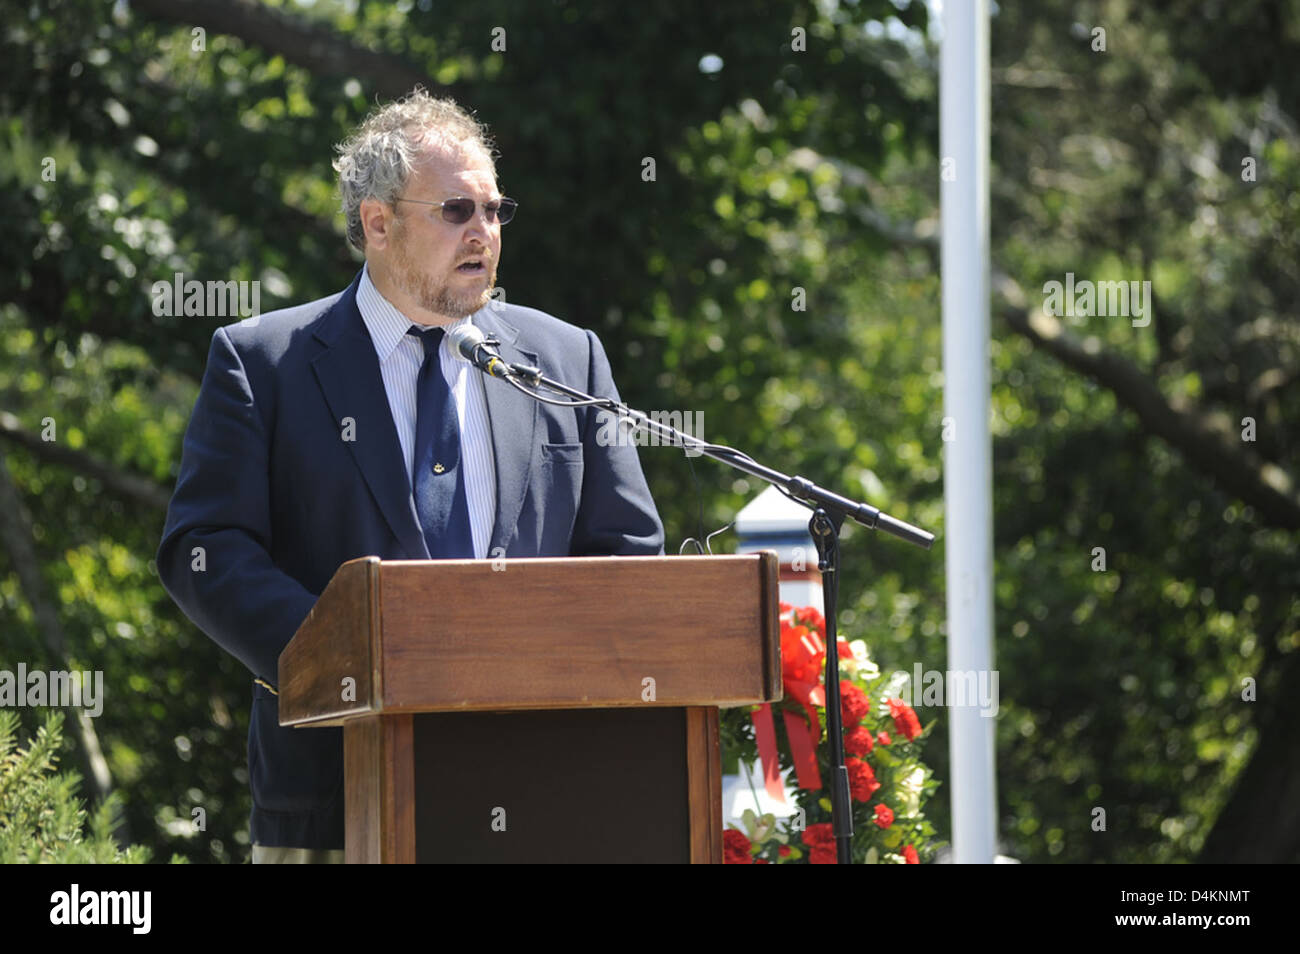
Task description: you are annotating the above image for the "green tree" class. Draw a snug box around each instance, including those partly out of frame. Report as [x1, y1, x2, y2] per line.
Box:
[0, 709, 180, 862]
[1, 0, 1295, 864]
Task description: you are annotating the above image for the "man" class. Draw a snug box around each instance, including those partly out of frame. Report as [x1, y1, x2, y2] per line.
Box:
[155, 90, 664, 863]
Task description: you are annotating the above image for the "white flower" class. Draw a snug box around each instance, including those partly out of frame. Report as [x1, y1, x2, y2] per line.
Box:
[898, 767, 926, 816]
[849, 640, 880, 679]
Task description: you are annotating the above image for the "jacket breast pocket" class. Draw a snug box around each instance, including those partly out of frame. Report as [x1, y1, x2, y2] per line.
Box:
[535, 443, 584, 552]
[541, 442, 584, 466]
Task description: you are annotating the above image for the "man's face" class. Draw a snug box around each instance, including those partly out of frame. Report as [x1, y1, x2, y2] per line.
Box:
[373, 142, 502, 325]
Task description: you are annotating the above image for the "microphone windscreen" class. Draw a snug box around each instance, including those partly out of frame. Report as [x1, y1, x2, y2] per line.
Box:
[447, 323, 488, 363]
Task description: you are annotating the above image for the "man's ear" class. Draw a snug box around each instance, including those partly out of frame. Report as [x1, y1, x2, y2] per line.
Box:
[360, 197, 394, 251]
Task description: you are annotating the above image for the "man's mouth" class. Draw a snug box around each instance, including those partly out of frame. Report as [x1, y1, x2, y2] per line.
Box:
[456, 259, 487, 274]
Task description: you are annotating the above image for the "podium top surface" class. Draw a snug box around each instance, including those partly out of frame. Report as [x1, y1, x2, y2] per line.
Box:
[278, 553, 781, 725]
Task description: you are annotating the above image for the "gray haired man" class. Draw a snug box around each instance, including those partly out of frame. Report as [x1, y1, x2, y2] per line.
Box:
[156, 89, 664, 863]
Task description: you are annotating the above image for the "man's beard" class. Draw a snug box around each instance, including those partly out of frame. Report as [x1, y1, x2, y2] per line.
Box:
[391, 223, 496, 320]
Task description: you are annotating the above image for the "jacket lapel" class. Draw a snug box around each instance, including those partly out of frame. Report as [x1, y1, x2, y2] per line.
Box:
[474, 308, 540, 554]
[309, 272, 429, 559]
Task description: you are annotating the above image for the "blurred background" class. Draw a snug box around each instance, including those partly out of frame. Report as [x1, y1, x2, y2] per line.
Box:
[0, 0, 1296, 863]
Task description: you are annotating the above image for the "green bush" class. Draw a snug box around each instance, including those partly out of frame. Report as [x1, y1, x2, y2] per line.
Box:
[0, 709, 180, 863]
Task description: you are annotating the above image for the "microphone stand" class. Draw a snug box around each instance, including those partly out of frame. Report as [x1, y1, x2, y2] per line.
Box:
[474, 348, 934, 865]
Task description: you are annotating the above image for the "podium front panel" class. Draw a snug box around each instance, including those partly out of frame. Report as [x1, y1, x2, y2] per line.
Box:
[411, 708, 690, 863]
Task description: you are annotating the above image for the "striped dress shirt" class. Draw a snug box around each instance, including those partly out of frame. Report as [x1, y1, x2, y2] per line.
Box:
[355, 265, 497, 558]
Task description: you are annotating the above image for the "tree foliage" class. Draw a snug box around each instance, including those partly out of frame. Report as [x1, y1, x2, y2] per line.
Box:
[0, 709, 175, 862]
[0, 0, 1295, 863]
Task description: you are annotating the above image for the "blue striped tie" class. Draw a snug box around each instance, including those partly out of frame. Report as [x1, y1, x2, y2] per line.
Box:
[407, 325, 473, 558]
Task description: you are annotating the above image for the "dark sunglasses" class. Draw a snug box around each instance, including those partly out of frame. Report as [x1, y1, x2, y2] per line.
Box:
[394, 195, 518, 225]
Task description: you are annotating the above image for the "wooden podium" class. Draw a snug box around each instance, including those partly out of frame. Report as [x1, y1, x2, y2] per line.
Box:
[277, 553, 781, 863]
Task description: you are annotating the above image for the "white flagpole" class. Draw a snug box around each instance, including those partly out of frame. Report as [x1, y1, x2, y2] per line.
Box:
[940, 0, 998, 863]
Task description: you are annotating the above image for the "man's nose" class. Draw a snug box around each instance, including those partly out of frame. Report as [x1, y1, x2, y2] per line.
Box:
[463, 208, 495, 238]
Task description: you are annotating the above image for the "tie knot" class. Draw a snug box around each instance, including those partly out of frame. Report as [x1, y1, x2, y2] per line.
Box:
[407, 324, 445, 358]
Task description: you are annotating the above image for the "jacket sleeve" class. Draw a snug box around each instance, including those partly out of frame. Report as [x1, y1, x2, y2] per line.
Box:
[571, 329, 666, 557]
[155, 326, 317, 686]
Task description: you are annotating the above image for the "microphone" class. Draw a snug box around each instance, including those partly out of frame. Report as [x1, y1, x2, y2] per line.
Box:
[447, 323, 512, 378]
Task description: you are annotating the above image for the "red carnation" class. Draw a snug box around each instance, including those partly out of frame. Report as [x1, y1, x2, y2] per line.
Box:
[802, 823, 838, 863]
[846, 757, 882, 802]
[809, 845, 838, 864]
[902, 844, 919, 864]
[778, 845, 791, 858]
[723, 828, 753, 864]
[888, 697, 923, 742]
[840, 680, 870, 726]
[845, 724, 875, 756]
[873, 803, 895, 829]
[802, 823, 834, 847]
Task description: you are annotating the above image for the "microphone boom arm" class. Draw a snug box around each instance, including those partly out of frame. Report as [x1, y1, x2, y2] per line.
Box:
[479, 352, 934, 550]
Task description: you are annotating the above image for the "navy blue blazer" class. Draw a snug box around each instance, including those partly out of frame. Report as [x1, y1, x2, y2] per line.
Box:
[156, 271, 664, 849]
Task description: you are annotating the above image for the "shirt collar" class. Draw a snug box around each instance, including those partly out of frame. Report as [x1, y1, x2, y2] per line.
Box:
[356, 263, 476, 361]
